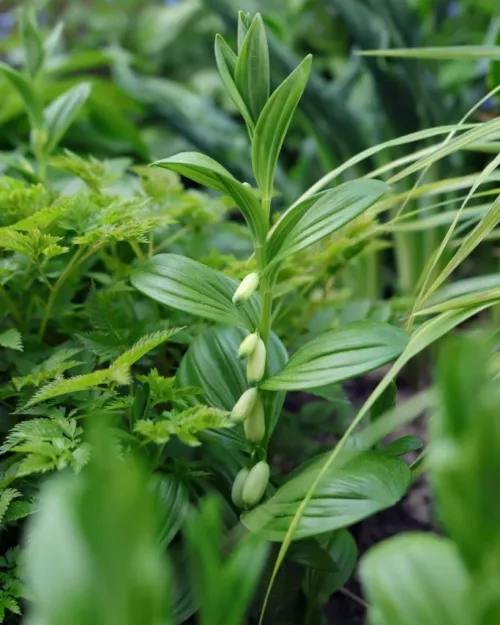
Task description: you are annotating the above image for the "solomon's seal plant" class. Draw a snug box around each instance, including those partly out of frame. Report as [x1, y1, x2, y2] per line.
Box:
[132, 11, 409, 522]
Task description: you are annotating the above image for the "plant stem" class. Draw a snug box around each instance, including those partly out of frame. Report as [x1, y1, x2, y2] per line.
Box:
[38, 246, 96, 341]
[257, 196, 273, 344]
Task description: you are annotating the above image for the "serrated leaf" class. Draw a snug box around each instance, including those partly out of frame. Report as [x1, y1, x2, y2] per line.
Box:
[135, 405, 233, 447]
[131, 254, 260, 329]
[214, 35, 254, 134]
[23, 369, 111, 408]
[252, 55, 312, 200]
[0, 489, 20, 526]
[360, 535, 472, 625]
[0, 329, 23, 352]
[43, 83, 92, 154]
[235, 14, 269, 123]
[112, 328, 180, 370]
[261, 322, 409, 391]
[152, 152, 266, 241]
[177, 326, 288, 448]
[241, 451, 411, 541]
[266, 179, 389, 266]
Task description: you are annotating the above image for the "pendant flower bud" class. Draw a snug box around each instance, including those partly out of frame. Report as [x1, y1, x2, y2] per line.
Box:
[232, 272, 259, 305]
[238, 332, 259, 359]
[246, 338, 266, 383]
[244, 395, 266, 443]
[231, 467, 250, 508]
[231, 387, 259, 423]
[242, 461, 270, 507]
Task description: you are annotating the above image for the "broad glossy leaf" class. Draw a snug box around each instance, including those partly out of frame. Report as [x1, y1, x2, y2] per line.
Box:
[152, 152, 266, 241]
[267, 179, 388, 266]
[235, 14, 269, 123]
[381, 435, 423, 457]
[252, 55, 312, 200]
[360, 535, 472, 625]
[44, 83, 92, 153]
[288, 538, 339, 573]
[303, 530, 358, 605]
[176, 326, 287, 448]
[214, 35, 254, 133]
[152, 473, 189, 546]
[241, 451, 411, 541]
[262, 322, 409, 391]
[131, 254, 260, 329]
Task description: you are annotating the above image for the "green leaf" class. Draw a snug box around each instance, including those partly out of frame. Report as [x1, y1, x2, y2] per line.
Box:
[131, 254, 260, 329]
[0, 61, 43, 129]
[135, 405, 233, 447]
[432, 337, 500, 574]
[176, 326, 287, 448]
[23, 369, 111, 408]
[241, 451, 410, 541]
[112, 328, 180, 370]
[381, 435, 423, 457]
[0, 329, 23, 351]
[261, 322, 408, 391]
[0, 489, 20, 526]
[235, 14, 269, 123]
[20, 9, 45, 78]
[43, 83, 92, 154]
[252, 55, 312, 200]
[288, 538, 339, 572]
[152, 152, 266, 241]
[214, 35, 254, 134]
[266, 179, 389, 267]
[151, 473, 189, 546]
[360, 535, 472, 625]
[184, 496, 268, 625]
[303, 530, 358, 605]
[23, 428, 171, 625]
[360, 45, 500, 60]
[237, 11, 251, 53]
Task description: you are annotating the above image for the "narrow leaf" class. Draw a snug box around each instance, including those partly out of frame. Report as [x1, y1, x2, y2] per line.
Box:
[44, 83, 92, 153]
[152, 152, 266, 241]
[241, 451, 410, 541]
[214, 35, 254, 133]
[235, 14, 270, 123]
[267, 179, 389, 266]
[131, 254, 260, 329]
[20, 9, 45, 78]
[0, 61, 43, 128]
[252, 55, 312, 200]
[261, 322, 408, 391]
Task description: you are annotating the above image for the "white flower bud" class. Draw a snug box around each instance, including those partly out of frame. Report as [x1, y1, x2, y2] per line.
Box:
[231, 387, 259, 423]
[232, 272, 259, 305]
[231, 467, 250, 508]
[244, 395, 266, 443]
[237, 332, 259, 359]
[246, 338, 266, 383]
[242, 461, 269, 507]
